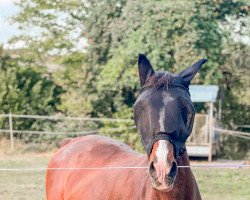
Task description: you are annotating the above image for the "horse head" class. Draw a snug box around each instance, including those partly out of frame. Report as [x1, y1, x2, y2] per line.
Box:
[133, 54, 207, 192]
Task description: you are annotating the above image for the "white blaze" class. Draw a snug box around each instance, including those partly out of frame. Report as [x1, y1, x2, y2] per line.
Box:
[154, 140, 171, 183]
[159, 92, 174, 132]
[155, 140, 168, 164]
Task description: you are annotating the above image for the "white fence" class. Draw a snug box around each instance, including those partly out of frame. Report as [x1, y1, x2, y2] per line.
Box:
[0, 113, 134, 150]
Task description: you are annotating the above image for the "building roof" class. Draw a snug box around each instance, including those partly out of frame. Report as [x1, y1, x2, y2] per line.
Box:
[189, 85, 219, 103]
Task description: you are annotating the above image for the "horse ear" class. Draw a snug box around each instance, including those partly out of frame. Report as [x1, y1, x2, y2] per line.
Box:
[179, 59, 208, 85]
[138, 54, 155, 86]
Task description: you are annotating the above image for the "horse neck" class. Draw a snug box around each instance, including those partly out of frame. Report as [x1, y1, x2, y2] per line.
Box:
[176, 151, 191, 166]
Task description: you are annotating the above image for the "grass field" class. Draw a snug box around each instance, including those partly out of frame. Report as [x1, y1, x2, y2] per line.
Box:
[0, 152, 249, 200]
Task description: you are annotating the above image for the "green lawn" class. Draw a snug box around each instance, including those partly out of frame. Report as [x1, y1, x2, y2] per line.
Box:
[0, 153, 249, 200]
[0, 153, 51, 200]
[193, 168, 250, 200]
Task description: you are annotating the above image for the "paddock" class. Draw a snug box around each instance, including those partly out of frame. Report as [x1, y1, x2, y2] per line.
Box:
[0, 94, 249, 199]
[0, 151, 249, 200]
[0, 118, 249, 199]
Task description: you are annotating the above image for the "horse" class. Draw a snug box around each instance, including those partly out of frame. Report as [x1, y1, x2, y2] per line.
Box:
[46, 54, 207, 200]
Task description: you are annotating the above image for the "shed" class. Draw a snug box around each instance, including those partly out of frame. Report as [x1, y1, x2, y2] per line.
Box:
[186, 85, 219, 162]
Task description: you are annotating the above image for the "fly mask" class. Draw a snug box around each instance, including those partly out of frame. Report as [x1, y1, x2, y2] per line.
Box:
[133, 54, 208, 159]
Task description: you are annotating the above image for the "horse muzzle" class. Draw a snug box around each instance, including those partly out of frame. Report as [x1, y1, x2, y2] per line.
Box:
[149, 140, 178, 191]
[149, 160, 177, 191]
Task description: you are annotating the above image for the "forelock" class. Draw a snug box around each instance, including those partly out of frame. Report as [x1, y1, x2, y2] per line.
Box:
[142, 72, 174, 90]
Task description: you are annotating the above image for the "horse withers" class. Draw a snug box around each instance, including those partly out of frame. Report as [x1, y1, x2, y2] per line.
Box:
[46, 54, 207, 200]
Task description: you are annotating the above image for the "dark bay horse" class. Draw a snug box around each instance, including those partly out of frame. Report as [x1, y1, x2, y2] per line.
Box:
[46, 54, 207, 200]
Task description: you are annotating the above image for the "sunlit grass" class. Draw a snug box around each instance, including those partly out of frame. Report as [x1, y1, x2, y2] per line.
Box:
[193, 168, 250, 200]
[0, 153, 51, 200]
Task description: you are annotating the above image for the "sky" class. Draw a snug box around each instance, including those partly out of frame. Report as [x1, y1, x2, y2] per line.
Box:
[0, 0, 20, 44]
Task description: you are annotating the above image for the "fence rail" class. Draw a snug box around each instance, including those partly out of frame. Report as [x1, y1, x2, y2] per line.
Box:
[214, 127, 250, 140]
[0, 164, 250, 172]
[0, 113, 136, 150]
[0, 129, 99, 135]
[0, 113, 134, 122]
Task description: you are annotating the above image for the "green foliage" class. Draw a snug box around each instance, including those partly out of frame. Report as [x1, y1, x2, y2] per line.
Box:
[86, 0, 249, 118]
[0, 47, 63, 131]
[53, 52, 94, 116]
[12, 0, 87, 57]
[85, 0, 250, 157]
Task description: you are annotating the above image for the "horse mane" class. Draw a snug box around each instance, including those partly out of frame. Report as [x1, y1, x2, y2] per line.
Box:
[59, 138, 73, 148]
[142, 72, 174, 90]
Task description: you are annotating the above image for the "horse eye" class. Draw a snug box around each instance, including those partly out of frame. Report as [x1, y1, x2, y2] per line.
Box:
[186, 111, 194, 130]
[181, 107, 188, 126]
[180, 101, 195, 130]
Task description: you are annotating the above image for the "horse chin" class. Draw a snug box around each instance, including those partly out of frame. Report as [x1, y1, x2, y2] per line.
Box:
[149, 169, 175, 192]
[151, 180, 174, 192]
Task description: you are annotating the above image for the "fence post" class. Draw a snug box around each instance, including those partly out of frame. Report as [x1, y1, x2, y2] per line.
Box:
[8, 113, 14, 151]
[208, 102, 214, 162]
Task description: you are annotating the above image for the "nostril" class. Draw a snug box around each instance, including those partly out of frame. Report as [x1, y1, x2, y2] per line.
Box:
[149, 161, 157, 177]
[149, 161, 160, 184]
[168, 161, 178, 179]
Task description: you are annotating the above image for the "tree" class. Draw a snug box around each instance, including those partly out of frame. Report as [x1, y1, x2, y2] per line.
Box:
[8, 0, 250, 154]
[0, 47, 63, 131]
[89, 0, 249, 118]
